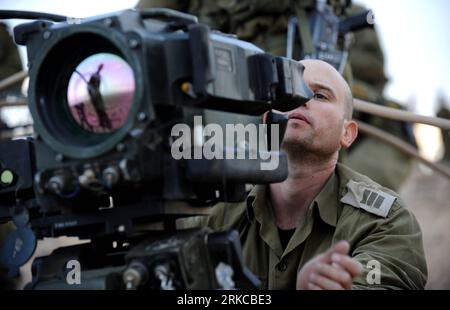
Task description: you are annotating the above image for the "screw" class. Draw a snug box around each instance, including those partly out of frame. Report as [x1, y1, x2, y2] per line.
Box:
[48, 180, 61, 194]
[137, 112, 147, 122]
[55, 153, 64, 162]
[43, 31, 51, 40]
[116, 143, 126, 152]
[103, 18, 113, 27]
[129, 39, 139, 49]
[103, 166, 120, 187]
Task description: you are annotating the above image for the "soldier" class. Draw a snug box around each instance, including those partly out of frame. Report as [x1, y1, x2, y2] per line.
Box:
[139, 1, 427, 289]
[341, 4, 417, 191]
[182, 59, 427, 289]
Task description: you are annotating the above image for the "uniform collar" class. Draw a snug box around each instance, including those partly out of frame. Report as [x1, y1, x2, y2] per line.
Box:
[245, 184, 266, 223]
[313, 170, 339, 227]
[245, 169, 340, 227]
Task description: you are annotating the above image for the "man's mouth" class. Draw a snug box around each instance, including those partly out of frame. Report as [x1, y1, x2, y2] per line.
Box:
[288, 112, 310, 124]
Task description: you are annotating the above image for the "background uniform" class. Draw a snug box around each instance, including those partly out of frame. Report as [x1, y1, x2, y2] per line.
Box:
[341, 4, 416, 191]
[137, 0, 417, 191]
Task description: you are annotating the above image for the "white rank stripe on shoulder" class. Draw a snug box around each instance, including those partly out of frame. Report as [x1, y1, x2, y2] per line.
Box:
[340, 180, 396, 218]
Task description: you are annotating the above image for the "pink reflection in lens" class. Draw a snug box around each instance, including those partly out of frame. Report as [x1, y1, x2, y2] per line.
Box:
[67, 53, 135, 133]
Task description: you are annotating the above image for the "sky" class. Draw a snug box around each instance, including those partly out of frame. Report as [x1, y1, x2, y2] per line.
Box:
[356, 0, 450, 115]
[1, 0, 448, 158]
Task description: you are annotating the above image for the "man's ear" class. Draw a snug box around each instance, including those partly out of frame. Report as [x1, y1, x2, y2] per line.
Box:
[340, 120, 358, 148]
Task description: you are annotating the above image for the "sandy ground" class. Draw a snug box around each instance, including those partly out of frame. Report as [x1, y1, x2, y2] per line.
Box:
[16, 163, 450, 289]
[399, 163, 450, 289]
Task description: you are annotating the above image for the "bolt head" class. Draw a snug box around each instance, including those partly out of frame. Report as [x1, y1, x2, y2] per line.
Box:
[129, 39, 139, 49]
[116, 143, 126, 152]
[43, 31, 51, 40]
[137, 112, 147, 122]
[55, 154, 64, 162]
[103, 18, 113, 27]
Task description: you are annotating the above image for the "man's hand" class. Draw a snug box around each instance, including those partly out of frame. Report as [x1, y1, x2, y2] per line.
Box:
[296, 240, 362, 290]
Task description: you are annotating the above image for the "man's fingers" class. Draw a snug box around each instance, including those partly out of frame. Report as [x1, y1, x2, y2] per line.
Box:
[309, 273, 345, 290]
[331, 240, 350, 255]
[297, 241, 359, 290]
[321, 240, 350, 263]
[316, 263, 353, 290]
[331, 262, 342, 269]
[331, 253, 363, 277]
[307, 282, 323, 290]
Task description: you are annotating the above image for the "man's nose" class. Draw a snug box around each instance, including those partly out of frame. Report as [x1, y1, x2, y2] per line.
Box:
[290, 99, 311, 114]
[302, 98, 312, 109]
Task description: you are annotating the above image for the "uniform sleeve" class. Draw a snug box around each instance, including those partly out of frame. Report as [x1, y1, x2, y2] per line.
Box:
[347, 201, 428, 289]
[175, 202, 247, 232]
[175, 202, 226, 230]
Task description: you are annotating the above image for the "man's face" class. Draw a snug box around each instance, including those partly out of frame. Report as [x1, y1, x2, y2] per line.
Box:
[281, 59, 354, 158]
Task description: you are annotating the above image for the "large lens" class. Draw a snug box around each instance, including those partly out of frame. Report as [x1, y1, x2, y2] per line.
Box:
[67, 53, 135, 134]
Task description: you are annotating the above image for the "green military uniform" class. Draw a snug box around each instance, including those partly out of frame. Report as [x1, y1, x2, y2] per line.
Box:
[181, 163, 427, 289]
[342, 79, 415, 189]
[0, 23, 22, 82]
[341, 4, 416, 191]
[137, 0, 330, 57]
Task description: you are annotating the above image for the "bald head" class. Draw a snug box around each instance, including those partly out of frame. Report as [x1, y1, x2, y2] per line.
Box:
[300, 59, 353, 120]
[282, 59, 359, 161]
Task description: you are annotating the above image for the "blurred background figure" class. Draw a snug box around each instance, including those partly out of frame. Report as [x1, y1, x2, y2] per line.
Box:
[0, 23, 22, 83]
[340, 4, 417, 191]
[137, 0, 296, 56]
[136, 0, 416, 191]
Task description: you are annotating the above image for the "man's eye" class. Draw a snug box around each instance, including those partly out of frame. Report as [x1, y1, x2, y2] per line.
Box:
[313, 93, 327, 100]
